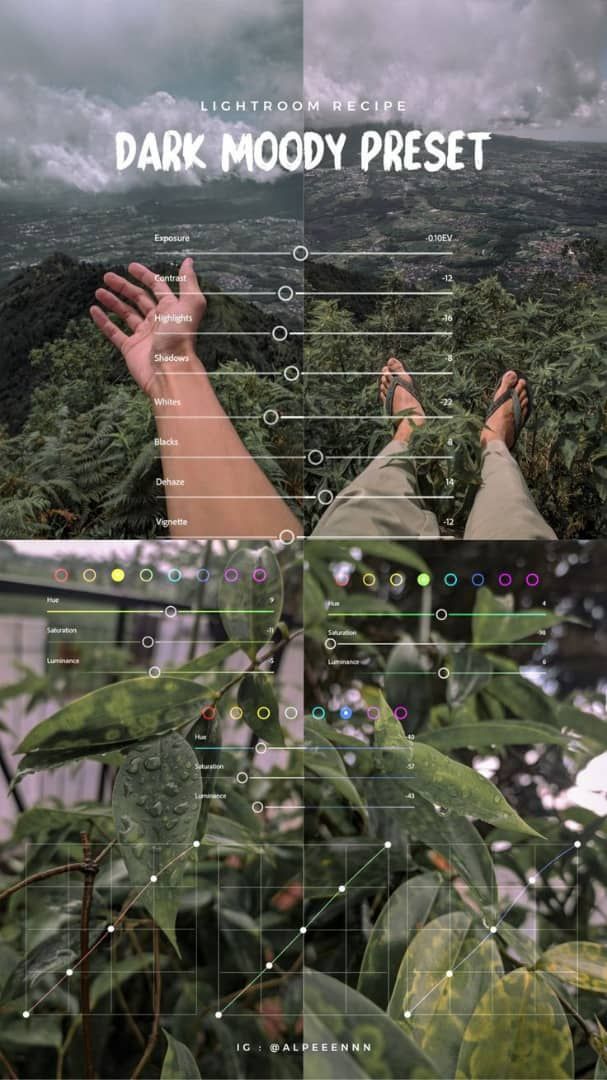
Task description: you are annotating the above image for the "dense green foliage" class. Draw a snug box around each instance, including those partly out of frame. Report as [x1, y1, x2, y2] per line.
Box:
[0, 540, 605, 1078]
[0, 256, 605, 538]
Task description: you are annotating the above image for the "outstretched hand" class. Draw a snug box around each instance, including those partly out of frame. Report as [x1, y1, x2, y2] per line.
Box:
[90, 258, 206, 395]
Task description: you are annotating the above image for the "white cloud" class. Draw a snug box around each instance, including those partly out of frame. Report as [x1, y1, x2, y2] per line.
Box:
[0, 77, 261, 193]
[304, 0, 607, 136]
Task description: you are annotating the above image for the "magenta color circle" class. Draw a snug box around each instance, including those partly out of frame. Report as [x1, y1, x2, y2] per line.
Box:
[252, 568, 268, 583]
[525, 573, 540, 587]
[366, 707, 380, 721]
[394, 705, 409, 721]
[498, 572, 513, 587]
[224, 567, 240, 583]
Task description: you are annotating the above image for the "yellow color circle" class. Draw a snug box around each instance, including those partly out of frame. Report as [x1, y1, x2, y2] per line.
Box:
[256, 706, 271, 721]
[389, 572, 404, 588]
[111, 568, 126, 582]
[362, 573, 376, 587]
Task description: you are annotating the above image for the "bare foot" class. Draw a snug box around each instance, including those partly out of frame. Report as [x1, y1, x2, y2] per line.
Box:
[379, 357, 426, 443]
[481, 370, 529, 450]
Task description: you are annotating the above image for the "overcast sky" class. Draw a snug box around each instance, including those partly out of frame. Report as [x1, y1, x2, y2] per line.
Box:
[0, 0, 604, 195]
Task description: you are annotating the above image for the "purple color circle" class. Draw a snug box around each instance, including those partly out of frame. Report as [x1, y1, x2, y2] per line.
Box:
[498, 572, 513, 587]
[394, 705, 409, 721]
[224, 567, 240, 583]
[252, 568, 268, 583]
[525, 573, 540, 587]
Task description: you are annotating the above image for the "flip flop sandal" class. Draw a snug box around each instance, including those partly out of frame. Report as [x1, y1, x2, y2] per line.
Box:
[485, 371, 533, 447]
[382, 370, 424, 425]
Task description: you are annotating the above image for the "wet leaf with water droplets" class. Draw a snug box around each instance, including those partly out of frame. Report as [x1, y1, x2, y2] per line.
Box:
[218, 546, 283, 658]
[112, 733, 201, 952]
[375, 693, 541, 837]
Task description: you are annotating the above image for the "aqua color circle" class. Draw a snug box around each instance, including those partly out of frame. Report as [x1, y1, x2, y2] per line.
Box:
[196, 568, 210, 583]
[498, 572, 513, 587]
[444, 573, 458, 587]
[168, 568, 182, 583]
[339, 706, 353, 720]
[311, 706, 326, 720]
[471, 572, 485, 587]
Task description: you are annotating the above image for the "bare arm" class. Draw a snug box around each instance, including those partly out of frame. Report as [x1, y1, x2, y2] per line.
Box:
[90, 259, 300, 539]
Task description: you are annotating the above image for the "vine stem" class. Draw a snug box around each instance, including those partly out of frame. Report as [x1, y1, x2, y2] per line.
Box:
[0, 862, 86, 904]
[213, 628, 304, 705]
[130, 924, 162, 1080]
[0, 839, 115, 905]
[80, 833, 97, 1080]
[0, 1048, 17, 1079]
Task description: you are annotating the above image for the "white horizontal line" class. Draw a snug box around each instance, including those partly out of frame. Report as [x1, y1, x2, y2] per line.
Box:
[303, 370, 452, 375]
[333, 494, 454, 500]
[326, 454, 454, 460]
[299, 414, 452, 419]
[290, 331, 452, 336]
[310, 251, 453, 256]
[156, 331, 272, 336]
[297, 290, 453, 296]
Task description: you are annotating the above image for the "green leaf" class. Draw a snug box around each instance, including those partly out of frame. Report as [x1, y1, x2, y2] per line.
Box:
[0, 932, 78, 1005]
[18, 676, 205, 754]
[218, 546, 283, 657]
[404, 798, 498, 909]
[446, 648, 493, 706]
[357, 873, 442, 1007]
[0, 1015, 63, 1049]
[303, 969, 439, 1079]
[455, 970, 573, 1079]
[174, 641, 239, 676]
[537, 941, 607, 992]
[558, 704, 607, 748]
[112, 732, 201, 952]
[592, 1022, 607, 1078]
[161, 1028, 201, 1078]
[13, 804, 113, 842]
[304, 571, 327, 637]
[472, 587, 566, 647]
[237, 673, 284, 747]
[90, 953, 156, 1008]
[375, 696, 540, 837]
[389, 912, 503, 1079]
[305, 729, 366, 814]
[422, 721, 570, 751]
[11, 743, 125, 785]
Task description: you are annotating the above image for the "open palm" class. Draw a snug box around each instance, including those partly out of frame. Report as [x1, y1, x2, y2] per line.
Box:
[90, 258, 206, 395]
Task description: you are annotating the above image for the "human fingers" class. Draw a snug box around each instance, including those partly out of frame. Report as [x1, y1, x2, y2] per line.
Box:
[103, 271, 155, 316]
[90, 305, 129, 351]
[94, 287, 142, 332]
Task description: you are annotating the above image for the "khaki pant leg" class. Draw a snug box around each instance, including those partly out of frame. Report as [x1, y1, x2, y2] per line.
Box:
[311, 440, 441, 538]
[464, 439, 557, 540]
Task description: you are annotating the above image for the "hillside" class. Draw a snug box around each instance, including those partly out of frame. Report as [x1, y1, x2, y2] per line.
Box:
[0, 254, 298, 435]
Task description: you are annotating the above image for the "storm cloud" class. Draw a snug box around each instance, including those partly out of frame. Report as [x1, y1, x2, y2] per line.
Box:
[0, 0, 604, 196]
[304, 0, 607, 137]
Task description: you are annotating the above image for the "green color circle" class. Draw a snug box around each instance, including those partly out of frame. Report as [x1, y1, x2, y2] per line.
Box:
[417, 572, 431, 587]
